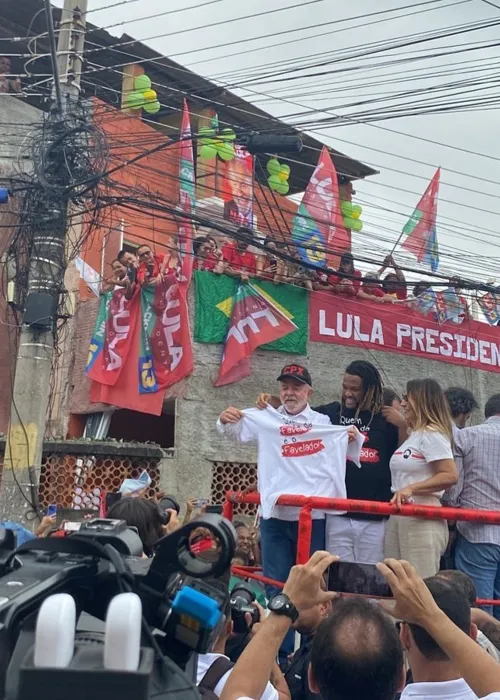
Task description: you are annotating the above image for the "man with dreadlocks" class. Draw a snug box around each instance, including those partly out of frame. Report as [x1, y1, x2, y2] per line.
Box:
[258, 360, 401, 565]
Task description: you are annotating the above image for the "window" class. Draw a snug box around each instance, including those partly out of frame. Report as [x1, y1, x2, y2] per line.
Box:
[106, 399, 175, 449]
[211, 461, 257, 516]
[122, 240, 138, 254]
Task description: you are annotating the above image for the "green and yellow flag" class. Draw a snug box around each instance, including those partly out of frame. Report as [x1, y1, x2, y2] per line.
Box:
[194, 270, 308, 354]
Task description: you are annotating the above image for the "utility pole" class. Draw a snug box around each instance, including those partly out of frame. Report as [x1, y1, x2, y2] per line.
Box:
[1, 0, 88, 524]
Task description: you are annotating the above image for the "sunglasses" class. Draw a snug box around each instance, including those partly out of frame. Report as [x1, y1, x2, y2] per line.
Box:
[138, 250, 151, 259]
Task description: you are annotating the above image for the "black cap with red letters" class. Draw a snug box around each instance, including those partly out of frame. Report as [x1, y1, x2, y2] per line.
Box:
[277, 364, 312, 387]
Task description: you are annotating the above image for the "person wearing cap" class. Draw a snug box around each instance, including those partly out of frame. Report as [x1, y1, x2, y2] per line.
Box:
[217, 363, 363, 663]
[326, 252, 362, 296]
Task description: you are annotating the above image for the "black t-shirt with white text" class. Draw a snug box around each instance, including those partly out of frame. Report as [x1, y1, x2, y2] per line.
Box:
[313, 401, 398, 520]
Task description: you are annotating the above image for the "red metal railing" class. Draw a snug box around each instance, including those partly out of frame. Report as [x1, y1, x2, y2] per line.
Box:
[225, 491, 500, 607]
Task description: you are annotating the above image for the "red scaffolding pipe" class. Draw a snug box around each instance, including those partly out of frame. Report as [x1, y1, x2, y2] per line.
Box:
[226, 491, 500, 524]
[226, 490, 500, 606]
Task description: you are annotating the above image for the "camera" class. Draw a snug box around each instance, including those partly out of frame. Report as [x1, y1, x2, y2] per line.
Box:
[229, 582, 260, 634]
[0, 513, 237, 700]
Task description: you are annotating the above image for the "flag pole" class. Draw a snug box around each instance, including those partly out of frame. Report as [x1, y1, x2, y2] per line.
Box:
[389, 229, 406, 257]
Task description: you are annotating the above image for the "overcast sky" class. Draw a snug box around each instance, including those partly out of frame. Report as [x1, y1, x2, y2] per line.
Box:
[55, 0, 500, 286]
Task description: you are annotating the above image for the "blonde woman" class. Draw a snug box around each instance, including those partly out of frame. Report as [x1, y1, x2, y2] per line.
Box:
[384, 378, 458, 578]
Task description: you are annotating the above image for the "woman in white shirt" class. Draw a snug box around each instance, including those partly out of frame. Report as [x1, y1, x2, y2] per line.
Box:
[384, 378, 458, 578]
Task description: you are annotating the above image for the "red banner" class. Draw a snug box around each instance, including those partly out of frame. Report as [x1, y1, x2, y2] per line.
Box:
[176, 98, 195, 284]
[86, 290, 139, 386]
[148, 274, 194, 389]
[310, 292, 500, 373]
[222, 145, 254, 229]
[214, 283, 297, 387]
[90, 311, 165, 416]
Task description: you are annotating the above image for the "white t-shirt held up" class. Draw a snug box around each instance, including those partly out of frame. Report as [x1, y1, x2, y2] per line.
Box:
[217, 405, 363, 520]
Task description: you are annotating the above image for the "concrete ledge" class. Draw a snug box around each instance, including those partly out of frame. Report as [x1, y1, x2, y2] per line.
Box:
[0, 437, 169, 460]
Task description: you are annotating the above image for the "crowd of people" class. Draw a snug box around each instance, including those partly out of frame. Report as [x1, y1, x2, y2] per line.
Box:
[100, 243, 171, 296]
[99, 230, 473, 327]
[215, 357, 500, 699]
[2, 365, 500, 700]
[191, 227, 472, 320]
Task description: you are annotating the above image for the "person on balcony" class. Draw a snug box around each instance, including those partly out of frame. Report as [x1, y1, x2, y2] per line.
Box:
[193, 236, 224, 273]
[136, 244, 171, 286]
[101, 258, 129, 293]
[0, 56, 21, 93]
[217, 363, 363, 663]
[358, 273, 397, 303]
[378, 254, 408, 301]
[325, 252, 362, 296]
[258, 238, 287, 284]
[221, 227, 258, 282]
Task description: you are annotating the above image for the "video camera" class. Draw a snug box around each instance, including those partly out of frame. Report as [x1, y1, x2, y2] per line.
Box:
[229, 582, 260, 634]
[0, 514, 237, 700]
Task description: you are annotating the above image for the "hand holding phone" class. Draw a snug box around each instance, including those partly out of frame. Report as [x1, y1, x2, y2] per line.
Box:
[47, 504, 57, 518]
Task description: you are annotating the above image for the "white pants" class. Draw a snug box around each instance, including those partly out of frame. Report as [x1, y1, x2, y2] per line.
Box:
[384, 496, 448, 579]
[326, 516, 386, 564]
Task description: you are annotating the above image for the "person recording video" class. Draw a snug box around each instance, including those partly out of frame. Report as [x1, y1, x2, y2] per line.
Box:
[197, 584, 284, 700]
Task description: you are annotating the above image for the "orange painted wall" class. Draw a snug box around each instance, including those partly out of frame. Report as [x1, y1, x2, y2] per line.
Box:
[78, 100, 181, 300]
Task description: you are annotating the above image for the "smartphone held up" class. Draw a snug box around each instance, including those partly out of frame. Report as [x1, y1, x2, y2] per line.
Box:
[328, 561, 392, 598]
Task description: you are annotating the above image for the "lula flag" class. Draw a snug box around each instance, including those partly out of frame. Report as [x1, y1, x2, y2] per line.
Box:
[176, 98, 195, 283]
[214, 283, 297, 387]
[402, 168, 440, 272]
[86, 289, 139, 386]
[436, 288, 463, 324]
[139, 273, 194, 392]
[478, 292, 500, 326]
[194, 270, 308, 354]
[291, 146, 347, 268]
[413, 289, 437, 317]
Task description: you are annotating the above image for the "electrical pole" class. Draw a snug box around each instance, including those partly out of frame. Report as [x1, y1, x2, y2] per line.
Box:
[0, 0, 88, 524]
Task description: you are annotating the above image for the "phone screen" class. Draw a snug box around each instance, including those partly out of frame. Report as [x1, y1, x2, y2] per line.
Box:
[47, 504, 57, 518]
[205, 504, 223, 514]
[328, 562, 392, 598]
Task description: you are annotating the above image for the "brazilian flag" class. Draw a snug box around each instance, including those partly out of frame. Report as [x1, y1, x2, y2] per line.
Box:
[194, 271, 308, 354]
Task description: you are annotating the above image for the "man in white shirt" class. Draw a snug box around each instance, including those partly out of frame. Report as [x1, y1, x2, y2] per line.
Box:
[399, 575, 480, 700]
[217, 364, 362, 662]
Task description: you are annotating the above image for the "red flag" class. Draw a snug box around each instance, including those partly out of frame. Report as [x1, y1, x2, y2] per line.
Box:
[291, 146, 347, 269]
[144, 273, 194, 390]
[402, 168, 440, 272]
[214, 284, 297, 387]
[176, 99, 196, 284]
[90, 305, 166, 415]
[86, 290, 139, 386]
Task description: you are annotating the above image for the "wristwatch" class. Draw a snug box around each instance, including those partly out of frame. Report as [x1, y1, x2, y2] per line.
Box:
[268, 593, 299, 623]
